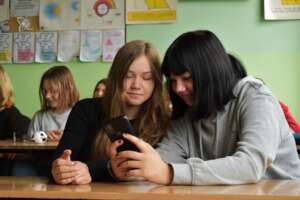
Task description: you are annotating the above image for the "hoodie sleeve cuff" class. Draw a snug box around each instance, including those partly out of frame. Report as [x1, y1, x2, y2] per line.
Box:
[169, 163, 192, 185]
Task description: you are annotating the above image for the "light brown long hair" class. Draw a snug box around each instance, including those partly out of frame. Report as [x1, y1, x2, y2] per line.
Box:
[39, 66, 79, 111]
[0, 65, 14, 109]
[91, 40, 170, 160]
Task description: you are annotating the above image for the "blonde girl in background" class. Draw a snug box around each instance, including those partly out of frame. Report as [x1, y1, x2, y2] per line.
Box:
[0, 65, 30, 176]
[27, 66, 79, 141]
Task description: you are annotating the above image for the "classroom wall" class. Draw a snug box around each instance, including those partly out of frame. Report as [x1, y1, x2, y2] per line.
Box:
[3, 0, 300, 120]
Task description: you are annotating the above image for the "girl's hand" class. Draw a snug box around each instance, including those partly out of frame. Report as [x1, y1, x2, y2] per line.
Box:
[109, 139, 129, 180]
[48, 130, 63, 141]
[71, 161, 92, 185]
[117, 134, 173, 185]
[52, 149, 79, 185]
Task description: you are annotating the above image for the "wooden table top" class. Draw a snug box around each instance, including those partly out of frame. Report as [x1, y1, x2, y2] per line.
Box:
[0, 139, 58, 150]
[0, 177, 299, 200]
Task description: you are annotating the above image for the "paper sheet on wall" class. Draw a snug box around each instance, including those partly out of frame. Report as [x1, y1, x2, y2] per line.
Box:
[10, 0, 39, 17]
[102, 29, 124, 62]
[126, 0, 177, 24]
[264, 0, 300, 20]
[57, 31, 80, 62]
[35, 32, 57, 63]
[0, 33, 12, 63]
[80, 30, 102, 62]
[81, 0, 125, 29]
[0, 0, 9, 32]
[9, 16, 39, 32]
[40, 0, 80, 31]
[13, 32, 35, 63]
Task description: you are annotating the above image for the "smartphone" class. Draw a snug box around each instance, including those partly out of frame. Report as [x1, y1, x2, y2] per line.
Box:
[103, 116, 139, 152]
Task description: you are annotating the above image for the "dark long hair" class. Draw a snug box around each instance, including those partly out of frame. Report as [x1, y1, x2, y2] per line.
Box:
[162, 30, 247, 120]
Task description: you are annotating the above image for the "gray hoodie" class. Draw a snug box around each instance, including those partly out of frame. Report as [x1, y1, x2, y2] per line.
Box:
[157, 76, 300, 185]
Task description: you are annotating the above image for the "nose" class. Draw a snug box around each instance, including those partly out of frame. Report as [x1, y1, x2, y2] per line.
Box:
[131, 77, 141, 89]
[174, 80, 186, 93]
[45, 91, 51, 99]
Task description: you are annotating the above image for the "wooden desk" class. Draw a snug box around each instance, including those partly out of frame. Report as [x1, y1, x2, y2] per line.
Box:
[0, 139, 58, 152]
[0, 177, 299, 200]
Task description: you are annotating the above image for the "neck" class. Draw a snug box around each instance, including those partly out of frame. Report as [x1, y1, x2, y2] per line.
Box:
[124, 106, 140, 120]
[52, 107, 69, 114]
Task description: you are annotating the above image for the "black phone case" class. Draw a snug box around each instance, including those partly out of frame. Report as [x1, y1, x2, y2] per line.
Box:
[103, 116, 139, 152]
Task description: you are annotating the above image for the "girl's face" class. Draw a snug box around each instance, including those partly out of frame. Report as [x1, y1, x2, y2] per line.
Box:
[170, 71, 194, 106]
[122, 55, 155, 110]
[94, 83, 106, 98]
[42, 80, 60, 110]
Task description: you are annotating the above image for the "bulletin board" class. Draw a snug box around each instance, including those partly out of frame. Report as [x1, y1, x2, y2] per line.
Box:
[0, 0, 126, 63]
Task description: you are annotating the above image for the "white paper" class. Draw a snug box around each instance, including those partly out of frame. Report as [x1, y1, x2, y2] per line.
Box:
[13, 32, 35, 63]
[0, 33, 12, 63]
[81, 0, 125, 29]
[58, 31, 80, 62]
[35, 32, 58, 63]
[40, 0, 80, 31]
[264, 0, 300, 20]
[0, 0, 9, 21]
[80, 30, 102, 62]
[102, 29, 125, 62]
[10, 0, 39, 17]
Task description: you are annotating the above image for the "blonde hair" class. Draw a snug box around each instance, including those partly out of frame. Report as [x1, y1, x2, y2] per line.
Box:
[0, 65, 14, 108]
[91, 40, 170, 160]
[39, 66, 79, 111]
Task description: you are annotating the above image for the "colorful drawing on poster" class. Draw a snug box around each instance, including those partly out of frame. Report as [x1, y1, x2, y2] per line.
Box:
[81, 0, 124, 29]
[13, 32, 34, 63]
[80, 30, 102, 62]
[35, 31, 57, 63]
[102, 29, 124, 62]
[9, 16, 39, 32]
[126, 0, 177, 24]
[40, 0, 80, 30]
[0, 33, 12, 63]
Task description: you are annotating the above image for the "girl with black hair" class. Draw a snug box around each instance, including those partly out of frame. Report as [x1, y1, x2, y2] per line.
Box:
[111, 30, 300, 185]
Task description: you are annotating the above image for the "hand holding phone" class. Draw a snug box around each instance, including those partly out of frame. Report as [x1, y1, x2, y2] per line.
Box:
[103, 116, 139, 152]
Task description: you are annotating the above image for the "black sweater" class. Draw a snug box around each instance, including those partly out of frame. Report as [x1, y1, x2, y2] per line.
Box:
[51, 98, 113, 181]
[0, 106, 30, 139]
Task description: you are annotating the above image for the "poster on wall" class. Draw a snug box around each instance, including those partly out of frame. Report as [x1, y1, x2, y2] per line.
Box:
[0, 0, 10, 32]
[80, 30, 102, 62]
[57, 31, 80, 62]
[264, 0, 300, 20]
[102, 29, 124, 62]
[35, 31, 57, 63]
[81, 0, 125, 29]
[0, 33, 12, 63]
[40, 0, 80, 30]
[126, 0, 177, 24]
[10, 0, 40, 32]
[13, 32, 35, 63]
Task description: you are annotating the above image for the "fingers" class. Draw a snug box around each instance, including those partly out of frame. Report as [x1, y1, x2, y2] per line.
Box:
[119, 160, 142, 169]
[71, 162, 91, 185]
[109, 139, 123, 158]
[122, 134, 153, 153]
[61, 149, 72, 161]
[117, 150, 141, 161]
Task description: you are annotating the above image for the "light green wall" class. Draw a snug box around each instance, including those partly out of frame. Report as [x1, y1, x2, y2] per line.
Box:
[3, 0, 300, 121]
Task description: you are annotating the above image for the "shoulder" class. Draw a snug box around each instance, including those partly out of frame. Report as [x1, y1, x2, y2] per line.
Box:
[233, 76, 275, 104]
[70, 98, 104, 120]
